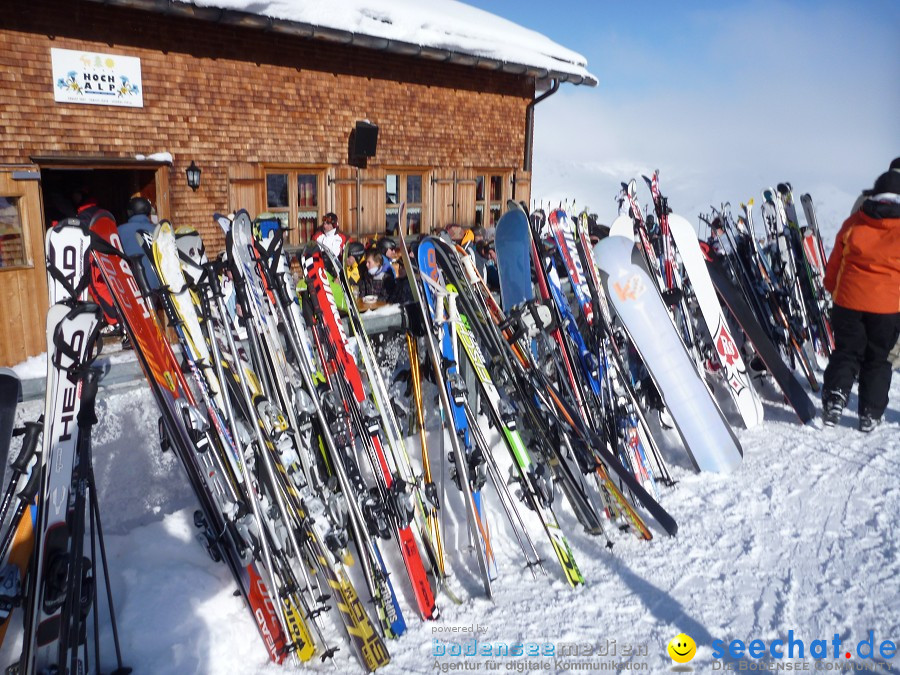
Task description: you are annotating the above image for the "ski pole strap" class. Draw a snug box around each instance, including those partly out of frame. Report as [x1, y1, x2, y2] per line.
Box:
[177, 248, 210, 287]
[51, 304, 104, 372]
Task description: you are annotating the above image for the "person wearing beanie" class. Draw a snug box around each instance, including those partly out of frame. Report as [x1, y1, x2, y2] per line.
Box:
[850, 157, 900, 214]
[821, 170, 900, 431]
[883, 157, 900, 368]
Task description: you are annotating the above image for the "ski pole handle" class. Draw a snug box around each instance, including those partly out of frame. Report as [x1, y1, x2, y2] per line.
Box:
[17, 463, 41, 504]
[77, 368, 102, 428]
[10, 420, 42, 474]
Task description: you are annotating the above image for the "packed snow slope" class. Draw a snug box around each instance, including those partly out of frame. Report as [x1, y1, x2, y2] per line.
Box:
[1, 366, 897, 673]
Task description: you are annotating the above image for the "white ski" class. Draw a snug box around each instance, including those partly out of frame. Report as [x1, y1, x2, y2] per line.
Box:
[667, 213, 764, 428]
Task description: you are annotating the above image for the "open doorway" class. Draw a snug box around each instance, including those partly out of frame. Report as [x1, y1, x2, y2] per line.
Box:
[40, 167, 158, 227]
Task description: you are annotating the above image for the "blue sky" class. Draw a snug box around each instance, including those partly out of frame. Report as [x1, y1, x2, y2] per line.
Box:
[467, 0, 900, 234]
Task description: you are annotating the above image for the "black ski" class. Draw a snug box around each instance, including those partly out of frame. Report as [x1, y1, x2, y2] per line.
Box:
[706, 251, 816, 424]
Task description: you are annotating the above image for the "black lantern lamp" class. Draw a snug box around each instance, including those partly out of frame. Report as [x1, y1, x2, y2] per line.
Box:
[186, 160, 201, 191]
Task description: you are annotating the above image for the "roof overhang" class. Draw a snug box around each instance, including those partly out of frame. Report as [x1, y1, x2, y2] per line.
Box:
[31, 155, 174, 168]
[81, 0, 599, 87]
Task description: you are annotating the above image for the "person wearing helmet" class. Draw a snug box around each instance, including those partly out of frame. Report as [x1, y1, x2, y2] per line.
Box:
[376, 236, 401, 276]
[345, 240, 366, 286]
[117, 196, 160, 292]
[376, 236, 398, 257]
[315, 212, 348, 258]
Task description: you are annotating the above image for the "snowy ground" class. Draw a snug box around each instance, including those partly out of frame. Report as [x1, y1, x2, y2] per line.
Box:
[2, 357, 897, 674]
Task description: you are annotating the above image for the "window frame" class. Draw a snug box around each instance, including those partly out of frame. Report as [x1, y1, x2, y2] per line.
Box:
[383, 168, 426, 236]
[474, 170, 511, 228]
[0, 195, 31, 271]
[262, 165, 327, 244]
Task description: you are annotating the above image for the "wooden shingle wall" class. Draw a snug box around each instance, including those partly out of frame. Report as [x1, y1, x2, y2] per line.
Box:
[0, 0, 534, 253]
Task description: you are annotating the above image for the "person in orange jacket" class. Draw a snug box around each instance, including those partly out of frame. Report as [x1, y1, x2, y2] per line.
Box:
[822, 169, 900, 431]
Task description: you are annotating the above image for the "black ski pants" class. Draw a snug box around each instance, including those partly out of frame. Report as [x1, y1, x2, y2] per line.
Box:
[823, 304, 900, 418]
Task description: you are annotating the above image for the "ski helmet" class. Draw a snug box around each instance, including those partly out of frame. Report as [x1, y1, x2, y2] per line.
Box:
[346, 241, 366, 260]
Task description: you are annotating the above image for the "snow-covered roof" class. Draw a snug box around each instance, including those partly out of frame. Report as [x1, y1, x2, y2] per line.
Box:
[89, 0, 597, 86]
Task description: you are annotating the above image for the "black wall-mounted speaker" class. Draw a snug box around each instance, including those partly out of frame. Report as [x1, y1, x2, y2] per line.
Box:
[349, 121, 378, 168]
[351, 121, 378, 157]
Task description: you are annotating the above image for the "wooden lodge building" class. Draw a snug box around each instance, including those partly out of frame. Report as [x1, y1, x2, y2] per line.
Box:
[0, 0, 595, 365]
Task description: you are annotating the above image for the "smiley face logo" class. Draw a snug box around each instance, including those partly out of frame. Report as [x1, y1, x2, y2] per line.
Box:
[667, 633, 696, 663]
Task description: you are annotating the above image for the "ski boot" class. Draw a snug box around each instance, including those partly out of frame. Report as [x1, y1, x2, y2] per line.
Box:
[858, 413, 881, 434]
[822, 391, 846, 428]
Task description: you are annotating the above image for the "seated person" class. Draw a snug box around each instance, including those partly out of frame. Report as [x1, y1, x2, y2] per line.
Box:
[345, 241, 365, 285]
[377, 236, 401, 277]
[357, 249, 396, 303]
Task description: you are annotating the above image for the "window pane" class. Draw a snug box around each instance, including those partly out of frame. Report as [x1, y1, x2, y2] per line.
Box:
[266, 173, 288, 208]
[475, 176, 485, 201]
[490, 204, 501, 226]
[298, 174, 318, 208]
[490, 175, 503, 201]
[385, 206, 400, 235]
[0, 197, 27, 268]
[297, 210, 317, 240]
[406, 175, 422, 204]
[407, 206, 422, 235]
[386, 174, 399, 205]
[475, 204, 484, 227]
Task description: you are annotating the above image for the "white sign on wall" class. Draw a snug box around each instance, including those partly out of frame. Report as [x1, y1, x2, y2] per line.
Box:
[51, 48, 143, 108]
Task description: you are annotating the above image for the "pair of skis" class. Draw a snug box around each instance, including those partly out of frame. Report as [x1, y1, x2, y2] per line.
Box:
[16, 216, 129, 675]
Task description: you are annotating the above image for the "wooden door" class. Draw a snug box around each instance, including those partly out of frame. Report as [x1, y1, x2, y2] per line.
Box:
[431, 171, 456, 232]
[358, 180, 385, 241]
[456, 178, 477, 227]
[228, 164, 264, 221]
[332, 166, 357, 238]
[0, 168, 49, 366]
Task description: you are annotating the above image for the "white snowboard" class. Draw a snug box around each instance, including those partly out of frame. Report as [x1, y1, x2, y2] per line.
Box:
[594, 219, 743, 473]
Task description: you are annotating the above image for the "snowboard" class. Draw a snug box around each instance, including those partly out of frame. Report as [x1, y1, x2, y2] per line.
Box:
[495, 209, 533, 311]
[594, 220, 743, 473]
[667, 213, 764, 428]
[704, 250, 817, 424]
